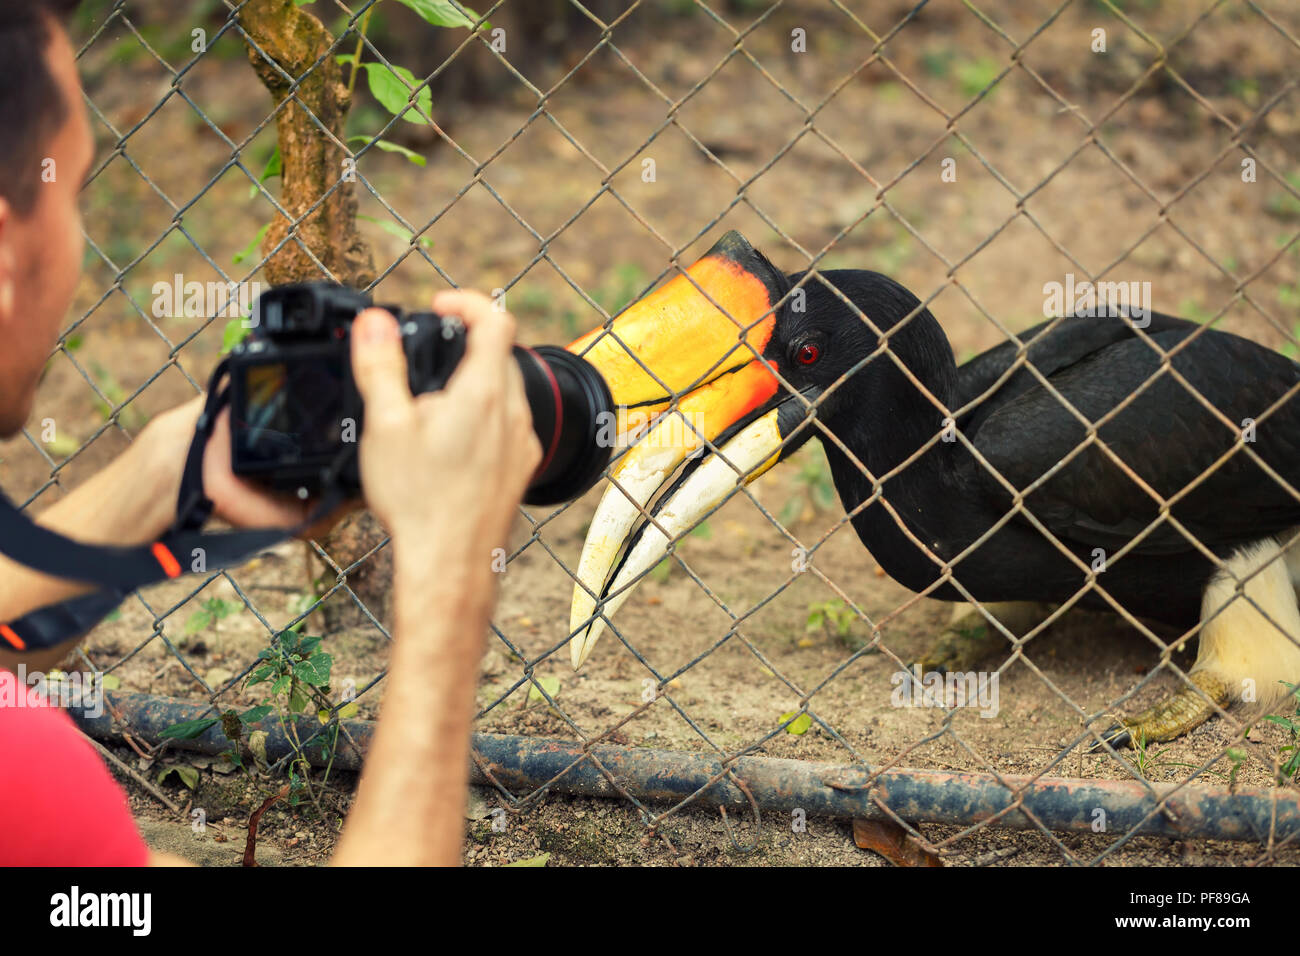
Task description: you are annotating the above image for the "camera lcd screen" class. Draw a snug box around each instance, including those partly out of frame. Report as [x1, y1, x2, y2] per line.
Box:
[232, 357, 347, 466]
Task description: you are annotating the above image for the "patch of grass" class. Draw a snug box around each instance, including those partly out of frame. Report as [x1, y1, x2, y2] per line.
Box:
[593, 262, 649, 318]
[804, 598, 866, 651]
[1177, 296, 1216, 325]
[1262, 681, 1300, 781]
[956, 56, 1002, 100]
[1265, 173, 1300, 220]
[779, 447, 836, 527]
[1278, 320, 1300, 360]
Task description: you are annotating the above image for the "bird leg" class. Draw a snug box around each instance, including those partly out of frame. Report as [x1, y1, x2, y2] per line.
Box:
[912, 601, 1054, 674]
[1093, 671, 1229, 750]
[1094, 537, 1300, 750]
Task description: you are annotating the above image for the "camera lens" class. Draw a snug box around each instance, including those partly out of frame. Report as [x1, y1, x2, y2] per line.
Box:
[514, 346, 613, 505]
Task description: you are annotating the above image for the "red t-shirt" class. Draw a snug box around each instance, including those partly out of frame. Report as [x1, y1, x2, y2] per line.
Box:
[0, 668, 149, 865]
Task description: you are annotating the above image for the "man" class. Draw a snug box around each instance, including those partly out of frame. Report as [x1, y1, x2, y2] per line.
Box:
[0, 0, 540, 866]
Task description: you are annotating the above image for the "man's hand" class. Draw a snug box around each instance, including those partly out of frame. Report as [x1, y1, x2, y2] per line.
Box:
[0, 392, 349, 673]
[148, 397, 309, 530]
[332, 290, 542, 866]
[149, 395, 360, 539]
[349, 291, 542, 553]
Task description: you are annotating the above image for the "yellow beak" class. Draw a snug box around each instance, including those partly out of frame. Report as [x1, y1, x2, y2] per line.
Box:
[564, 231, 793, 668]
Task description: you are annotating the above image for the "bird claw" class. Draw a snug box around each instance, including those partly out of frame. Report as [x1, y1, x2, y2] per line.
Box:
[1089, 722, 1133, 753]
[1089, 672, 1229, 752]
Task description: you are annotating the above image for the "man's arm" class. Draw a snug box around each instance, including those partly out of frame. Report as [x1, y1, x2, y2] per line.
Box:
[0, 398, 314, 673]
[0, 411, 186, 672]
[331, 293, 540, 866]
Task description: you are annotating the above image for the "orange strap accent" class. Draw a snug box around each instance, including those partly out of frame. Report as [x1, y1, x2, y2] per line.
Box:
[0, 623, 26, 651]
[151, 542, 182, 578]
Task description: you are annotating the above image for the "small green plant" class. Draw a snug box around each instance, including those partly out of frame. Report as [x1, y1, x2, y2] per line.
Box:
[1279, 320, 1300, 360]
[649, 557, 672, 583]
[1126, 728, 1220, 781]
[184, 596, 239, 636]
[804, 598, 859, 648]
[1129, 730, 1172, 779]
[1177, 297, 1216, 325]
[88, 361, 146, 429]
[1262, 681, 1300, 781]
[246, 629, 337, 807]
[956, 56, 1001, 100]
[780, 448, 836, 527]
[594, 263, 649, 318]
[1265, 172, 1300, 220]
[646, 521, 711, 583]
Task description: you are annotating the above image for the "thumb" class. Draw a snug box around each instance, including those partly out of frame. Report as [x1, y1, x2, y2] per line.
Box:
[351, 308, 413, 422]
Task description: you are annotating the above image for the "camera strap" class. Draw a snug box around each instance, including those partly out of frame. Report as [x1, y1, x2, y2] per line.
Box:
[0, 363, 343, 652]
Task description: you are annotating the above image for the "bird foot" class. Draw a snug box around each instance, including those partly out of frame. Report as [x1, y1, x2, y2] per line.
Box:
[910, 602, 1050, 675]
[911, 621, 998, 675]
[1091, 671, 1230, 751]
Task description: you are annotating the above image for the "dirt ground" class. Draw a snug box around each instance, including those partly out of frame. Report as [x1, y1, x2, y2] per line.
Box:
[3, 0, 1300, 866]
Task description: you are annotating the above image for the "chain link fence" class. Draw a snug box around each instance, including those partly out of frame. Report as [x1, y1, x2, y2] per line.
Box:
[6, 0, 1300, 865]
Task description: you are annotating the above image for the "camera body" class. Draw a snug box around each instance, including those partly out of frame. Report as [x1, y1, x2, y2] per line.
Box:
[228, 282, 612, 505]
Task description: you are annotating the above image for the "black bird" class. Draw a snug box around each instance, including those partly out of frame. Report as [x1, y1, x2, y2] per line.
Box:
[566, 231, 1300, 747]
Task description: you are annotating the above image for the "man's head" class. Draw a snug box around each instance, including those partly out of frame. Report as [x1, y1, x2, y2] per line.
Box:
[0, 1, 90, 437]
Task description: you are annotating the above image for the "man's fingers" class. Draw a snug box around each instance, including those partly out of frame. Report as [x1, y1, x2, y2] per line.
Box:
[431, 289, 515, 392]
[351, 308, 413, 425]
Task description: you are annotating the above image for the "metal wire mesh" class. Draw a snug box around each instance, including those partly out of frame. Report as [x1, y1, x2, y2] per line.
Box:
[6, 0, 1300, 865]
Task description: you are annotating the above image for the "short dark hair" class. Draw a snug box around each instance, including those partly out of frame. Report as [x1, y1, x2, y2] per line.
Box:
[0, 1, 82, 217]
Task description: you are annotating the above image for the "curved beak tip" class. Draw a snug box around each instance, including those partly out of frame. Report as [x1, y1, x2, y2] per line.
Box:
[562, 230, 791, 669]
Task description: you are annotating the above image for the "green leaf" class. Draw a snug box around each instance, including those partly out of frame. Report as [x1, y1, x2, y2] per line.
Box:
[271, 674, 292, 697]
[248, 145, 282, 198]
[348, 135, 426, 166]
[805, 610, 824, 633]
[184, 610, 213, 635]
[392, 0, 484, 28]
[318, 699, 359, 724]
[221, 317, 252, 354]
[779, 710, 812, 735]
[157, 765, 200, 790]
[504, 852, 551, 867]
[240, 705, 273, 724]
[688, 520, 712, 540]
[233, 222, 271, 265]
[778, 495, 803, 528]
[358, 214, 434, 250]
[812, 478, 837, 511]
[359, 61, 432, 124]
[159, 717, 220, 740]
[207, 597, 236, 620]
[527, 675, 561, 704]
[44, 431, 81, 458]
[295, 651, 333, 687]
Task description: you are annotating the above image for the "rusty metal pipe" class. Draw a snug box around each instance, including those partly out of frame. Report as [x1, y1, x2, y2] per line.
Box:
[69, 691, 1300, 842]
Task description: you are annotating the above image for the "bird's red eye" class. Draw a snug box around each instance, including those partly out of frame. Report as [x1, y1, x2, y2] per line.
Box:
[796, 343, 820, 365]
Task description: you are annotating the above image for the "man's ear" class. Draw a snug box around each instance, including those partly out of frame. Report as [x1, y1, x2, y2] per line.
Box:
[0, 197, 13, 329]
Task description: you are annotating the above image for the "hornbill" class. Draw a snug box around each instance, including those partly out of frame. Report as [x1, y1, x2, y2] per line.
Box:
[565, 230, 1300, 748]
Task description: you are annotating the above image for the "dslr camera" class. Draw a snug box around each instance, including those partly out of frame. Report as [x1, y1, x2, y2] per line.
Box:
[227, 281, 613, 505]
